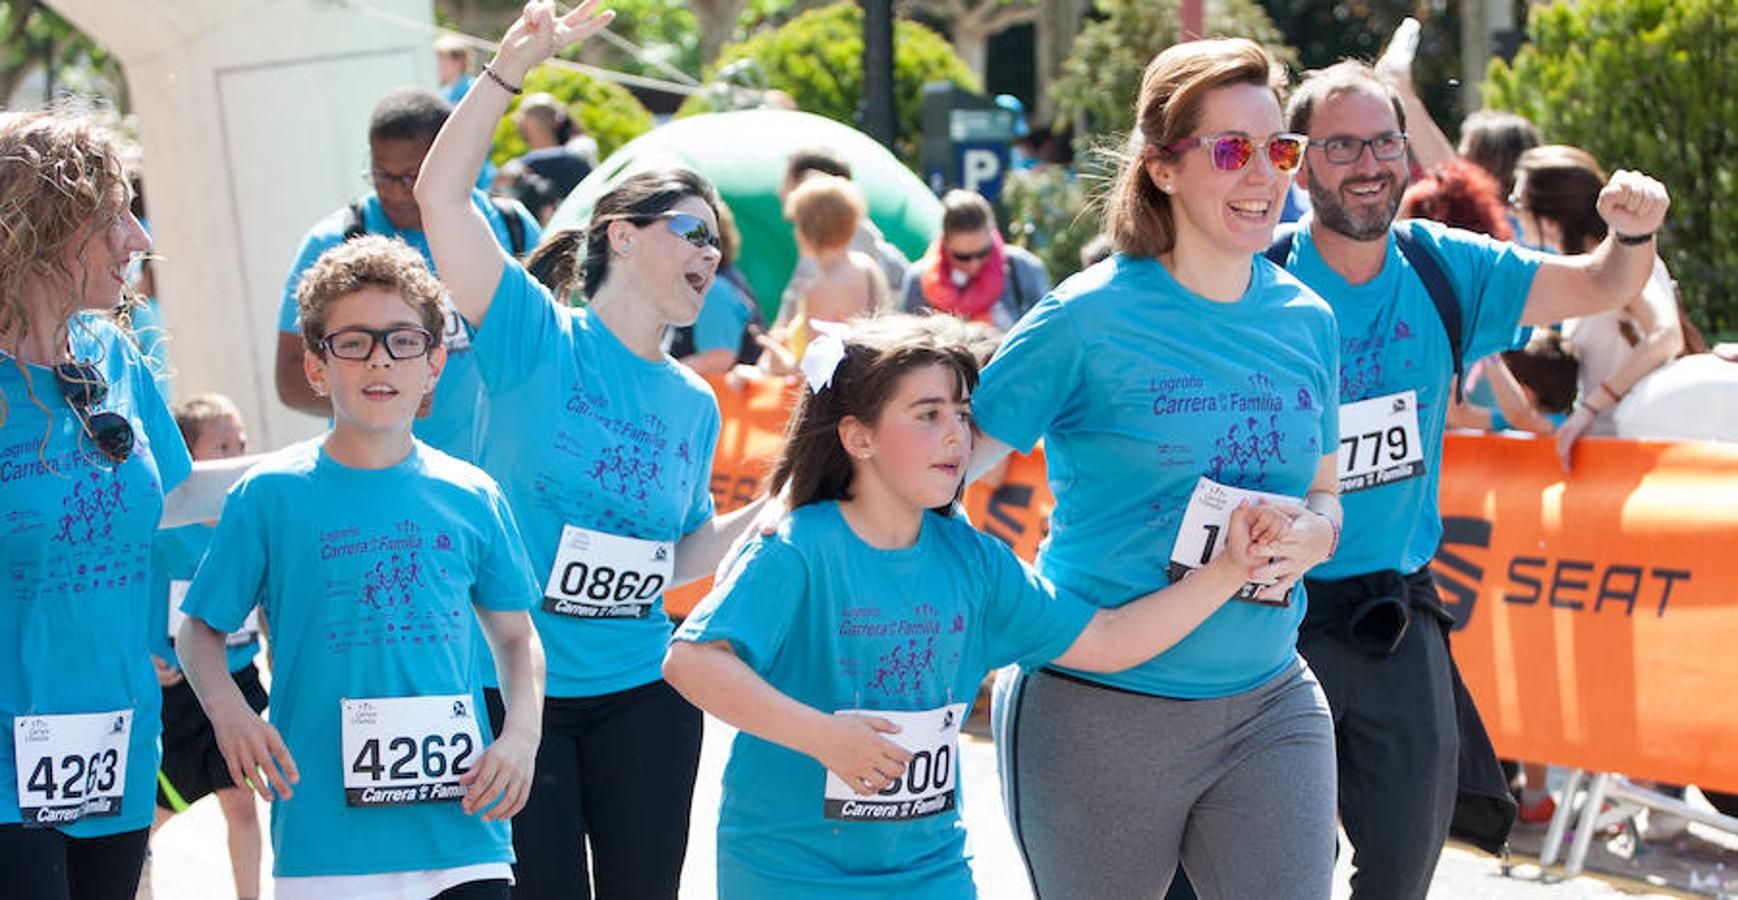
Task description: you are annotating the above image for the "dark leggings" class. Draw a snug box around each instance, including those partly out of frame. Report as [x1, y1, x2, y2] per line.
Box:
[435, 878, 513, 899]
[486, 680, 702, 900]
[0, 825, 149, 900]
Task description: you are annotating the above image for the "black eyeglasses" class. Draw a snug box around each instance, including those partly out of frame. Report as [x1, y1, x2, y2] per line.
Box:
[654, 212, 721, 251]
[319, 327, 436, 361]
[948, 245, 994, 263]
[1312, 132, 1409, 165]
[54, 362, 134, 465]
[364, 169, 418, 191]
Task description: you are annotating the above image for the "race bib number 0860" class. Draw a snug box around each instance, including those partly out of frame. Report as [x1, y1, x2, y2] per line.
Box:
[823, 704, 965, 822]
[341, 695, 481, 807]
[1337, 391, 1424, 492]
[542, 525, 673, 620]
[1168, 476, 1302, 607]
[13, 710, 131, 827]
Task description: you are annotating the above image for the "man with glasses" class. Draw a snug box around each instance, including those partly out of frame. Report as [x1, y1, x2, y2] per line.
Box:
[274, 88, 540, 462]
[900, 189, 1048, 331]
[1273, 61, 1670, 898]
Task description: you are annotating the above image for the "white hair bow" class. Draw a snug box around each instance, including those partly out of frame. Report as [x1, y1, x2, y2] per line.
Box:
[800, 322, 850, 394]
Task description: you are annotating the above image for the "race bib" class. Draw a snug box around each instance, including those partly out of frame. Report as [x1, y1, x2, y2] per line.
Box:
[1337, 391, 1424, 492]
[441, 303, 471, 353]
[823, 704, 965, 822]
[166, 585, 260, 649]
[1168, 476, 1301, 607]
[541, 525, 673, 620]
[340, 695, 482, 807]
[13, 710, 131, 827]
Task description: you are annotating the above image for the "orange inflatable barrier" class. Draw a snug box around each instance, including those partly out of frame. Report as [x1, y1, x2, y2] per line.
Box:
[1432, 433, 1738, 793]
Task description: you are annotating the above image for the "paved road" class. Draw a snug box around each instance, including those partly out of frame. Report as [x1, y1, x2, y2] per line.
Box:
[148, 713, 1707, 898]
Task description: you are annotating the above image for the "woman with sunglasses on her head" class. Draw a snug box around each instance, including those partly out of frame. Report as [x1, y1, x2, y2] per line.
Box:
[967, 40, 1344, 898]
[0, 108, 191, 899]
[415, 3, 768, 897]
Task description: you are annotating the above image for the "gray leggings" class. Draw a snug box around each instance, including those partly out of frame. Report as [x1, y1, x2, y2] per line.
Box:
[992, 660, 1337, 900]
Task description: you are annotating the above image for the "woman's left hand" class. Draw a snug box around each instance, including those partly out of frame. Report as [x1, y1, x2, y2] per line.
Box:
[1554, 404, 1597, 473]
[1248, 506, 1337, 602]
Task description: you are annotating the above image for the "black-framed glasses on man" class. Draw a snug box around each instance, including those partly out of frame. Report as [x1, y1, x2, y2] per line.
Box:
[1312, 132, 1409, 165]
[364, 169, 419, 190]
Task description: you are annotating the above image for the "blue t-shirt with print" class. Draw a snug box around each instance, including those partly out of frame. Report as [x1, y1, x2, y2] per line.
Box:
[178, 439, 540, 878]
[675, 502, 1096, 899]
[151, 524, 259, 674]
[277, 190, 541, 462]
[1278, 218, 1542, 579]
[691, 274, 755, 355]
[0, 315, 192, 837]
[471, 262, 720, 697]
[973, 254, 1340, 699]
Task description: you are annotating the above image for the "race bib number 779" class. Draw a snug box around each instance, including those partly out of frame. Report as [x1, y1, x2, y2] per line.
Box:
[1337, 391, 1424, 492]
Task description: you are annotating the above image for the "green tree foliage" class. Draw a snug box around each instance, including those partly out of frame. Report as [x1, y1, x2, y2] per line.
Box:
[1484, 0, 1738, 333]
[1, 0, 125, 108]
[488, 66, 655, 166]
[676, 2, 979, 164]
[1051, 0, 1293, 144]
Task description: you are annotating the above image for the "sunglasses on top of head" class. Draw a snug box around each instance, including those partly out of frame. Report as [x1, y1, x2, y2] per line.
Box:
[54, 362, 134, 465]
[1160, 132, 1309, 173]
[647, 211, 721, 251]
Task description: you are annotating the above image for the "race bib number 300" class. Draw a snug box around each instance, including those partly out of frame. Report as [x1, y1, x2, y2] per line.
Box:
[823, 704, 966, 822]
[340, 695, 482, 807]
[541, 525, 673, 620]
[1168, 477, 1302, 607]
[1337, 391, 1424, 492]
[13, 710, 131, 827]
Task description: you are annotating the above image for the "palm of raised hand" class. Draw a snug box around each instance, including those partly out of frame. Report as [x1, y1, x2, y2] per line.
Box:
[499, 1, 613, 70]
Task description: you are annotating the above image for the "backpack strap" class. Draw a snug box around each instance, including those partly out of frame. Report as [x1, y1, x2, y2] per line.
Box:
[341, 199, 367, 242]
[1264, 224, 1299, 267]
[488, 196, 528, 258]
[1393, 223, 1466, 402]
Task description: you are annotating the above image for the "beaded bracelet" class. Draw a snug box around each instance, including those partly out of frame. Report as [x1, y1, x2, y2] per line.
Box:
[482, 65, 522, 95]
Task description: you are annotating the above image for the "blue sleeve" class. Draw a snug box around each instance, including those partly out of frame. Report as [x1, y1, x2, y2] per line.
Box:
[181, 482, 268, 635]
[279, 228, 344, 334]
[692, 279, 752, 353]
[975, 531, 1096, 669]
[132, 339, 191, 493]
[1420, 223, 1545, 364]
[472, 484, 541, 612]
[672, 538, 804, 672]
[972, 293, 1086, 453]
[471, 261, 568, 391]
[682, 404, 721, 536]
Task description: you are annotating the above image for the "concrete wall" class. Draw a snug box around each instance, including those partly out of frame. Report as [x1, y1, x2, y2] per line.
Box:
[50, 0, 439, 449]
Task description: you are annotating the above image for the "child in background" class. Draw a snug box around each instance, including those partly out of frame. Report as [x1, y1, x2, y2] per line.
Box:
[767, 175, 887, 368]
[665, 315, 1290, 898]
[176, 236, 546, 900]
[148, 392, 266, 899]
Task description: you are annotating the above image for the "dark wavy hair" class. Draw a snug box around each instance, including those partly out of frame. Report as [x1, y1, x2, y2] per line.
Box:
[1399, 158, 1513, 240]
[770, 314, 979, 511]
[523, 168, 720, 301]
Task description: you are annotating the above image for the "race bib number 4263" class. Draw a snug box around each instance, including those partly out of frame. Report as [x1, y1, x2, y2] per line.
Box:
[1168, 476, 1302, 607]
[1337, 391, 1424, 492]
[13, 710, 131, 827]
[541, 525, 673, 620]
[340, 695, 481, 807]
[823, 704, 966, 822]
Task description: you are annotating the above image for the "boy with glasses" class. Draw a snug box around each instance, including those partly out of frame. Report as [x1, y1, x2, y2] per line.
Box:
[177, 236, 546, 900]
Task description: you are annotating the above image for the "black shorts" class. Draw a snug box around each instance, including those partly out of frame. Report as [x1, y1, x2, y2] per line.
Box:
[156, 662, 268, 812]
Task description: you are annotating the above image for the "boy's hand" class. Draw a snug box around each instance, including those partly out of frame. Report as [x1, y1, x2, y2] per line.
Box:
[460, 726, 539, 820]
[151, 654, 184, 688]
[811, 715, 912, 796]
[211, 706, 298, 802]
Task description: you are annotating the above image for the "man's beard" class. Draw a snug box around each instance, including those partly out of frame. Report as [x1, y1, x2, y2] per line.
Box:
[1306, 166, 1404, 242]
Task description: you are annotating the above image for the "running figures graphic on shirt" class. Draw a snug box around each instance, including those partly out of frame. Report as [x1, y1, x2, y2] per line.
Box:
[1167, 476, 1303, 606]
[340, 695, 482, 806]
[541, 524, 674, 619]
[1336, 391, 1424, 492]
[13, 710, 132, 826]
[822, 704, 966, 822]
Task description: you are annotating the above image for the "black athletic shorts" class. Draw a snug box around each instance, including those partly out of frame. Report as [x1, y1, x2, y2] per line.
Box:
[155, 662, 268, 811]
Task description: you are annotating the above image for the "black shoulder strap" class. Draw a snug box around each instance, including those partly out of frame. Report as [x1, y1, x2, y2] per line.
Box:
[488, 196, 528, 258]
[341, 199, 367, 242]
[1264, 224, 1299, 267]
[1393, 223, 1465, 401]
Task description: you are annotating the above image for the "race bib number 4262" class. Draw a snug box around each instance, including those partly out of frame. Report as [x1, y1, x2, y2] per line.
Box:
[541, 525, 673, 620]
[340, 695, 482, 807]
[1337, 391, 1424, 493]
[823, 704, 966, 822]
[13, 710, 131, 827]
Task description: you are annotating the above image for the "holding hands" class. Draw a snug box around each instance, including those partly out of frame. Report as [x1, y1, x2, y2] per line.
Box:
[1596, 170, 1670, 241]
[1224, 500, 1338, 603]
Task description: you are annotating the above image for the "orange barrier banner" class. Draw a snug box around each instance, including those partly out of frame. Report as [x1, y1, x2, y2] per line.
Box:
[1432, 433, 1738, 793]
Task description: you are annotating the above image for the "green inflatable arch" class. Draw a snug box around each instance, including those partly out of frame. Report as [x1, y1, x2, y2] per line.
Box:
[546, 109, 941, 320]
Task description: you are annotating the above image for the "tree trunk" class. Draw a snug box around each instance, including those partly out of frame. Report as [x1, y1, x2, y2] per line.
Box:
[689, 0, 747, 70]
[953, 27, 988, 82]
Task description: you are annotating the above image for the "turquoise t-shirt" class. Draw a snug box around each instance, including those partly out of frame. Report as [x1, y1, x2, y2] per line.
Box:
[973, 254, 1340, 699]
[277, 190, 541, 463]
[151, 524, 259, 674]
[178, 439, 540, 877]
[691, 274, 755, 355]
[1278, 218, 1542, 579]
[674, 502, 1096, 899]
[0, 315, 192, 837]
[471, 262, 720, 697]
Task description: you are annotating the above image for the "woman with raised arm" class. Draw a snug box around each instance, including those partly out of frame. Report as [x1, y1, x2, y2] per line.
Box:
[414, 3, 765, 897]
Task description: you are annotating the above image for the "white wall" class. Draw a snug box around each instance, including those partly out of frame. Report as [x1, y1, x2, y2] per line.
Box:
[49, 0, 439, 449]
